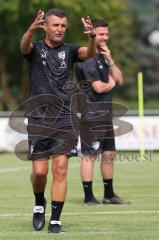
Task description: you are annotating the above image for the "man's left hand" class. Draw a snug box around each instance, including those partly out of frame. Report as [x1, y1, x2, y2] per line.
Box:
[81, 16, 96, 38]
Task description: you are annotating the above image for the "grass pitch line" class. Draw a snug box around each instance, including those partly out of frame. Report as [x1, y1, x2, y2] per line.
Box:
[0, 210, 159, 218]
[0, 167, 29, 173]
[0, 163, 79, 173]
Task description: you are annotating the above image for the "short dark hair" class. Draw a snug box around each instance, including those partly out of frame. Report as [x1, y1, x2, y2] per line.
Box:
[44, 8, 66, 22]
[92, 19, 108, 28]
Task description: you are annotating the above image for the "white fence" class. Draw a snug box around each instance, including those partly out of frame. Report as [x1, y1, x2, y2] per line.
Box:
[0, 115, 159, 152]
[115, 116, 159, 150]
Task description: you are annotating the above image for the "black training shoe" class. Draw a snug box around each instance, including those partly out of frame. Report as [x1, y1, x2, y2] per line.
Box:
[103, 195, 131, 205]
[32, 199, 46, 231]
[84, 197, 101, 206]
[48, 221, 65, 234]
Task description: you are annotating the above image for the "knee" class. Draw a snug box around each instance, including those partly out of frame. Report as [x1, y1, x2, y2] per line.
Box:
[53, 162, 68, 181]
[33, 166, 48, 178]
[83, 154, 97, 162]
[103, 151, 116, 163]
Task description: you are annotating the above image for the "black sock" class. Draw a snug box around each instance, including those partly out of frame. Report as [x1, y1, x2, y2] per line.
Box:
[50, 201, 64, 222]
[103, 179, 115, 198]
[82, 181, 94, 201]
[34, 192, 45, 206]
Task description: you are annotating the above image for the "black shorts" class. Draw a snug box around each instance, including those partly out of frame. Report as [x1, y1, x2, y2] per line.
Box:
[27, 117, 78, 160]
[79, 120, 116, 155]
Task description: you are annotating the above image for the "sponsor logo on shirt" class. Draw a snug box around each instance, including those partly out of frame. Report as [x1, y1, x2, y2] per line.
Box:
[41, 49, 48, 66]
[30, 144, 34, 154]
[41, 49, 47, 59]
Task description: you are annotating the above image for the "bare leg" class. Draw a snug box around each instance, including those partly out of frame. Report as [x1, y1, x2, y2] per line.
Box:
[100, 151, 116, 179]
[31, 158, 49, 193]
[80, 154, 97, 181]
[101, 151, 116, 199]
[31, 158, 49, 231]
[51, 155, 69, 201]
[48, 154, 69, 230]
[80, 154, 100, 204]
[101, 151, 131, 204]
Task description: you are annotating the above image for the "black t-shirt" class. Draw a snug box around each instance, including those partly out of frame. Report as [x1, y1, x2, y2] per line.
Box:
[23, 40, 80, 119]
[75, 53, 112, 102]
[75, 54, 113, 123]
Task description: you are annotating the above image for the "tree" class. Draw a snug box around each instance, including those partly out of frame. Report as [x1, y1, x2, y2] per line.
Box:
[0, 0, 137, 110]
[0, 0, 19, 110]
[131, 0, 159, 103]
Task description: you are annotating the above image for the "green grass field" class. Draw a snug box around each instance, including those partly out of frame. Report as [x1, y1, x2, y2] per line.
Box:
[0, 151, 159, 240]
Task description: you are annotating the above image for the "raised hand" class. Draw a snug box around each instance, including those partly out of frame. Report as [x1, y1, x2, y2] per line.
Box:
[81, 16, 96, 38]
[29, 10, 45, 32]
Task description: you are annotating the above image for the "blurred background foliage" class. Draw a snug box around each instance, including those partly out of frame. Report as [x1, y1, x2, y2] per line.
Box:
[0, 0, 158, 111]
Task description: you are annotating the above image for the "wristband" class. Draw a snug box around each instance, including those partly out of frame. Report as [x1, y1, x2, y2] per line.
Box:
[89, 32, 96, 38]
[108, 59, 115, 67]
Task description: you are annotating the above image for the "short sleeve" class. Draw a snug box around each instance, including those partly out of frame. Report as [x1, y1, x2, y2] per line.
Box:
[82, 58, 101, 83]
[70, 44, 81, 63]
[22, 42, 35, 62]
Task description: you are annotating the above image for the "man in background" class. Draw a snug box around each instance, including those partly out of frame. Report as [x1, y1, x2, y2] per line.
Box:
[75, 19, 131, 206]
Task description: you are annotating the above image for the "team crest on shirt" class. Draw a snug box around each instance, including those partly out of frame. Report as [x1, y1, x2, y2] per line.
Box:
[58, 51, 65, 60]
[58, 51, 67, 68]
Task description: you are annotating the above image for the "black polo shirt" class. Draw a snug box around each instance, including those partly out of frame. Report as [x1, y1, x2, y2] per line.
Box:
[75, 53, 112, 102]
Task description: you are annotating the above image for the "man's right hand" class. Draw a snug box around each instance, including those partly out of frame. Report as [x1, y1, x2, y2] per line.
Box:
[20, 10, 45, 55]
[29, 10, 45, 32]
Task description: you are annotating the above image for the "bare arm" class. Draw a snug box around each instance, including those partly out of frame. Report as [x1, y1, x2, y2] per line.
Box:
[109, 64, 123, 85]
[20, 10, 44, 55]
[78, 16, 96, 60]
[91, 74, 116, 94]
[20, 29, 34, 55]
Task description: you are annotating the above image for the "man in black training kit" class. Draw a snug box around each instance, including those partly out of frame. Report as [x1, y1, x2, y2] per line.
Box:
[75, 19, 131, 206]
[20, 9, 96, 233]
